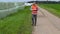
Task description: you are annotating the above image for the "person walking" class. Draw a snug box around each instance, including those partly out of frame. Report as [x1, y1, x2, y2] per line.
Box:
[31, 3, 38, 26]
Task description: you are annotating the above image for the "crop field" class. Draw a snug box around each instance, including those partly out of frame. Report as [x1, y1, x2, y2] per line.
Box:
[0, 2, 25, 18]
[0, 2, 16, 10]
[0, 6, 32, 34]
[17, 2, 24, 6]
[0, 2, 24, 10]
[39, 4, 60, 18]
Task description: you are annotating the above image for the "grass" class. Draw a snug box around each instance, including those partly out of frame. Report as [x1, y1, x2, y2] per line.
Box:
[0, 6, 32, 34]
[39, 4, 60, 18]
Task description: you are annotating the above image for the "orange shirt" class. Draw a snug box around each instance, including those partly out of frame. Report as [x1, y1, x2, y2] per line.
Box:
[31, 5, 38, 15]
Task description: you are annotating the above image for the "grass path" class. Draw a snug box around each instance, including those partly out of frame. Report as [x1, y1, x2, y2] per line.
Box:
[32, 7, 60, 34]
[39, 4, 60, 18]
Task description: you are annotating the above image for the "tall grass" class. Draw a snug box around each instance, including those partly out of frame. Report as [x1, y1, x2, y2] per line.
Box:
[39, 4, 60, 18]
[0, 6, 32, 34]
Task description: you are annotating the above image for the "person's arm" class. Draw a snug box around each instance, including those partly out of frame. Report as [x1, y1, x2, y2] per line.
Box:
[35, 4, 39, 11]
[36, 6, 39, 11]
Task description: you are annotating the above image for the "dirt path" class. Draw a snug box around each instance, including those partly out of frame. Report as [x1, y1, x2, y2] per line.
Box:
[32, 7, 60, 34]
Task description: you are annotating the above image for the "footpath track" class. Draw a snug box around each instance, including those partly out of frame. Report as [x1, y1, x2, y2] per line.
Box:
[32, 7, 60, 34]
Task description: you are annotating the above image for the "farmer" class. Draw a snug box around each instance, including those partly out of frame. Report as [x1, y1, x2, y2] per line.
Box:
[31, 2, 38, 26]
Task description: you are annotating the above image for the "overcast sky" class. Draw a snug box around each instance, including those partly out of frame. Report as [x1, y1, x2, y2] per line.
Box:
[0, 0, 32, 2]
[0, 0, 59, 2]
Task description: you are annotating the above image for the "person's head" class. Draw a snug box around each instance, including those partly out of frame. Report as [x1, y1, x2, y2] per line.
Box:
[33, 2, 37, 4]
[32, 2, 37, 6]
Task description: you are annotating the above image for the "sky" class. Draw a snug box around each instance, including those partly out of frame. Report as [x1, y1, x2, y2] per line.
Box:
[0, 0, 32, 2]
[0, 0, 59, 2]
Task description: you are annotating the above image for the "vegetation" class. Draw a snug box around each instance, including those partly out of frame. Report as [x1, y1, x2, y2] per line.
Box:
[39, 4, 60, 18]
[0, 6, 32, 34]
[0, 2, 24, 10]
[0, 2, 15, 10]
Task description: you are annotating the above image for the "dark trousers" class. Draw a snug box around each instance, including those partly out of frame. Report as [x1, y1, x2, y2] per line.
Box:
[32, 14, 37, 26]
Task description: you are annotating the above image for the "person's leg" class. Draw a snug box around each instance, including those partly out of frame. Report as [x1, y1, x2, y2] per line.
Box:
[34, 15, 37, 26]
[32, 14, 34, 25]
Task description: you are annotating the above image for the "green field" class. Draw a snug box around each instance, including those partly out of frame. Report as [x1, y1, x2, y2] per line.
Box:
[39, 4, 60, 18]
[0, 2, 24, 10]
[0, 6, 32, 34]
[0, 2, 15, 10]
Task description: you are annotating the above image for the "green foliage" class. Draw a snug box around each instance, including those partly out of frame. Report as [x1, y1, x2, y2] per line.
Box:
[39, 4, 60, 18]
[0, 2, 15, 10]
[0, 6, 32, 34]
[0, 2, 24, 10]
